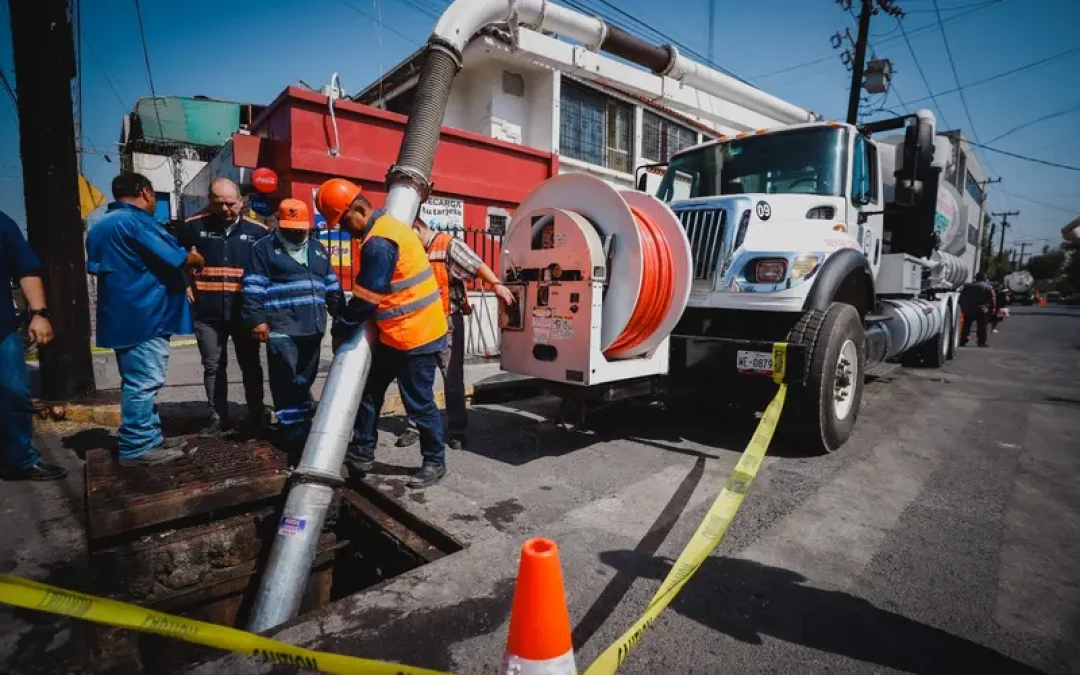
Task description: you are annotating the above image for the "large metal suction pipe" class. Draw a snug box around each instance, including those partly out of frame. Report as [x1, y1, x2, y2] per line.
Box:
[259, 0, 814, 632]
[248, 322, 378, 633]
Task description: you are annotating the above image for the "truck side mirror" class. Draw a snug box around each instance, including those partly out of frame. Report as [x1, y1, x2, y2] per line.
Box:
[636, 172, 648, 192]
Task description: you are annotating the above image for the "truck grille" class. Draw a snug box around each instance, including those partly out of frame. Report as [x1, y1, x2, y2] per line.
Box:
[677, 208, 727, 280]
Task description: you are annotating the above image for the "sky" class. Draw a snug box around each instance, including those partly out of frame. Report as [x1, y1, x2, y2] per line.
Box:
[1, 0, 1077, 255]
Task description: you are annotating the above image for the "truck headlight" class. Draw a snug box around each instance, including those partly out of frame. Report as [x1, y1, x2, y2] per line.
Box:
[790, 254, 822, 281]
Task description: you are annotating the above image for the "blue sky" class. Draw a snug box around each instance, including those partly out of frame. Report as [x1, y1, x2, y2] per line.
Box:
[1, 0, 1076, 253]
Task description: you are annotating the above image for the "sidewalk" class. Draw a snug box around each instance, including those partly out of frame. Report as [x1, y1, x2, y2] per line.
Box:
[31, 337, 541, 429]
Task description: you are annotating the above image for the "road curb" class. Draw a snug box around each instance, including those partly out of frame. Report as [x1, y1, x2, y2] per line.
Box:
[33, 376, 541, 428]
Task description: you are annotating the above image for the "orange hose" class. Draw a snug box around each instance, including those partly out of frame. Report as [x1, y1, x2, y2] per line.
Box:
[603, 205, 675, 358]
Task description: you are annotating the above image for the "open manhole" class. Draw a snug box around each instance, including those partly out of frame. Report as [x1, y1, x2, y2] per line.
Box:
[83, 439, 462, 674]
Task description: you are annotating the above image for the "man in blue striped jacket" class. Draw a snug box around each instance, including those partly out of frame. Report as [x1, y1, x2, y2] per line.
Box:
[242, 199, 344, 454]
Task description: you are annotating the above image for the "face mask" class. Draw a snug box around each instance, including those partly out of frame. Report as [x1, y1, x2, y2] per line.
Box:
[278, 228, 308, 248]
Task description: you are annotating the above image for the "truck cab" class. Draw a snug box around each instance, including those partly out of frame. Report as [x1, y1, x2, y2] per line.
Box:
[655, 121, 884, 316]
[648, 111, 960, 454]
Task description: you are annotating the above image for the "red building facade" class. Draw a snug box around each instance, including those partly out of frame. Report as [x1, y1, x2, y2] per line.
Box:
[232, 87, 558, 290]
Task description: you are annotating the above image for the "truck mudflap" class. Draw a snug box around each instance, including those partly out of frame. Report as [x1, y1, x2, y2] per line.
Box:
[670, 334, 808, 388]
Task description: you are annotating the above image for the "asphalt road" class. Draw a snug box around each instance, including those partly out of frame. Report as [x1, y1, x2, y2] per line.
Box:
[4, 306, 1079, 674]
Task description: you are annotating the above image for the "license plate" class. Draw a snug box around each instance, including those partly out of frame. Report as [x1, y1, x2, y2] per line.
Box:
[736, 350, 773, 374]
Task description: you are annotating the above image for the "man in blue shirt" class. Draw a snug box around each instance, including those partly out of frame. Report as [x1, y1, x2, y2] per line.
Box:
[0, 211, 66, 481]
[87, 173, 204, 466]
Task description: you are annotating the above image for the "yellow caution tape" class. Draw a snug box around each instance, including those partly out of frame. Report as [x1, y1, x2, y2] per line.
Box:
[3, 341, 790, 675]
[0, 574, 454, 675]
[584, 342, 789, 675]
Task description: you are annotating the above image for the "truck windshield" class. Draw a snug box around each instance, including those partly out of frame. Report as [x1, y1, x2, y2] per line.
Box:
[657, 126, 847, 201]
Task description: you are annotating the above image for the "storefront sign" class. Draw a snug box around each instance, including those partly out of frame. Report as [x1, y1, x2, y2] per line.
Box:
[420, 197, 464, 231]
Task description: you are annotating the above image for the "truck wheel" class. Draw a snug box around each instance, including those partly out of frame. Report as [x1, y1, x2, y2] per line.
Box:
[784, 303, 866, 454]
[915, 306, 950, 368]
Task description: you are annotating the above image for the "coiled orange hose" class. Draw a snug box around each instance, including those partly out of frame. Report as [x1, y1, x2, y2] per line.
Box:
[603, 205, 675, 358]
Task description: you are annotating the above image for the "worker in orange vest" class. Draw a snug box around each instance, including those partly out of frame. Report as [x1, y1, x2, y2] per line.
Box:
[315, 179, 449, 488]
[392, 215, 516, 451]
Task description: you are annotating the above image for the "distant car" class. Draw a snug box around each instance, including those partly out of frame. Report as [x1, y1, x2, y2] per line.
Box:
[1046, 291, 1062, 303]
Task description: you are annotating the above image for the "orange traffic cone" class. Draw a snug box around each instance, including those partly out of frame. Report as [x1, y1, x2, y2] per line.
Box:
[502, 538, 576, 674]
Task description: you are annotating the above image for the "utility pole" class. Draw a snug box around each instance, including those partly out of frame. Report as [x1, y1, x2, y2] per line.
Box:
[991, 211, 1018, 262]
[9, 0, 96, 399]
[839, 0, 904, 124]
[1014, 242, 1030, 270]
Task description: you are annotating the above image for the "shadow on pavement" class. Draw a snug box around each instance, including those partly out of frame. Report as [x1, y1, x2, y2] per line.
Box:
[461, 394, 812, 468]
[596, 550, 1043, 675]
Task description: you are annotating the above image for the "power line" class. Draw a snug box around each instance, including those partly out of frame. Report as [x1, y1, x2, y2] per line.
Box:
[570, 0, 748, 83]
[750, 0, 1006, 80]
[967, 141, 1080, 171]
[933, 0, 981, 140]
[985, 101, 1080, 144]
[999, 188, 1078, 215]
[0, 67, 16, 108]
[132, 0, 164, 140]
[339, 0, 423, 46]
[897, 15, 951, 129]
[902, 45, 1080, 106]
[82, 38, 130, 110]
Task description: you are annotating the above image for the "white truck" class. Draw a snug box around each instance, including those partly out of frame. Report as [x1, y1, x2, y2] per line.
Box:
[648, 110, 969, 452]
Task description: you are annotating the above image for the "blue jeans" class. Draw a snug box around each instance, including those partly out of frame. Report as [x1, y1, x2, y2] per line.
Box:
[267, 335, 322, 449]
[114, 337, 171, 459]
[0, 331, 38, 471]
[350, 342, 445, 466]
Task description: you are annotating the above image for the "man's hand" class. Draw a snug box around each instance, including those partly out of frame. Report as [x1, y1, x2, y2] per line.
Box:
[185, 248, 205, 269]
[186, 287, 195, 304]
[28, 315, 54, 347]
[493, 282, 516, 306]
[252, 323, 270, 343]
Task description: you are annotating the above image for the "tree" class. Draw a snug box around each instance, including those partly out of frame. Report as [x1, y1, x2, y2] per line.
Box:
[1024, 249, 1066, 280]
[987, 250, 1012, 281]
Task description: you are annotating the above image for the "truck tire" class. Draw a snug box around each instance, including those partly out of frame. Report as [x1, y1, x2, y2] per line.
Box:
[784, 303, 866, 454]
[947, 304, 960, 360]
[907, 306, 950, 368]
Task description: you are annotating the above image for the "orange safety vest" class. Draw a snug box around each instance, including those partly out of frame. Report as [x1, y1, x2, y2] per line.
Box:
[426, 233, 453, 317]
[354, 214, 447, 351]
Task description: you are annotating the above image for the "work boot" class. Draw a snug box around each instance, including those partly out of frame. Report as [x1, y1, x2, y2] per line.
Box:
[978, 343, 989, 348]
[2, 459, 68, 481]
[447, 436, 466, 451]
[198, 416, 227, 438]
[395, 429, 420, 447]
[346, 457, 375, 476]
[119, 439, 191, 467]
[407, 463, 446, 489]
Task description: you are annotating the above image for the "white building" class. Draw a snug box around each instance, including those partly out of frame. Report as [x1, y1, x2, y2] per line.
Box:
[354, 34, 812, 193]
[353, 33, 814, 355]
[119, 96, 264, 223]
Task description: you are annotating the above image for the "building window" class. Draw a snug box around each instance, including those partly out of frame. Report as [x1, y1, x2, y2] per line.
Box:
[559, 80, 633, 173]
[965, 170, 985, 204]
[488, 214, 508, 236]
[641, 110, 698, 163]
[968, 224, 980, 246]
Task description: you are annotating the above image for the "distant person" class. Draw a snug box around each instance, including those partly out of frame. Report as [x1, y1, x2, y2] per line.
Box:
[176, 178, 269, 438]
[392, 216, 516, 451]
[959, 271, 995, 348]
[0, 210, 65, 481]
[242, 199, 344, 456]
[86, 173, 204, 466]
[990, 286, 1009, 334]
[315, 179, 447, 489]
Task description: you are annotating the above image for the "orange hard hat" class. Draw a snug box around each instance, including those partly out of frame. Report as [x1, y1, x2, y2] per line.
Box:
[315, 178, 362, 228]
[277, 198, 312, 230]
